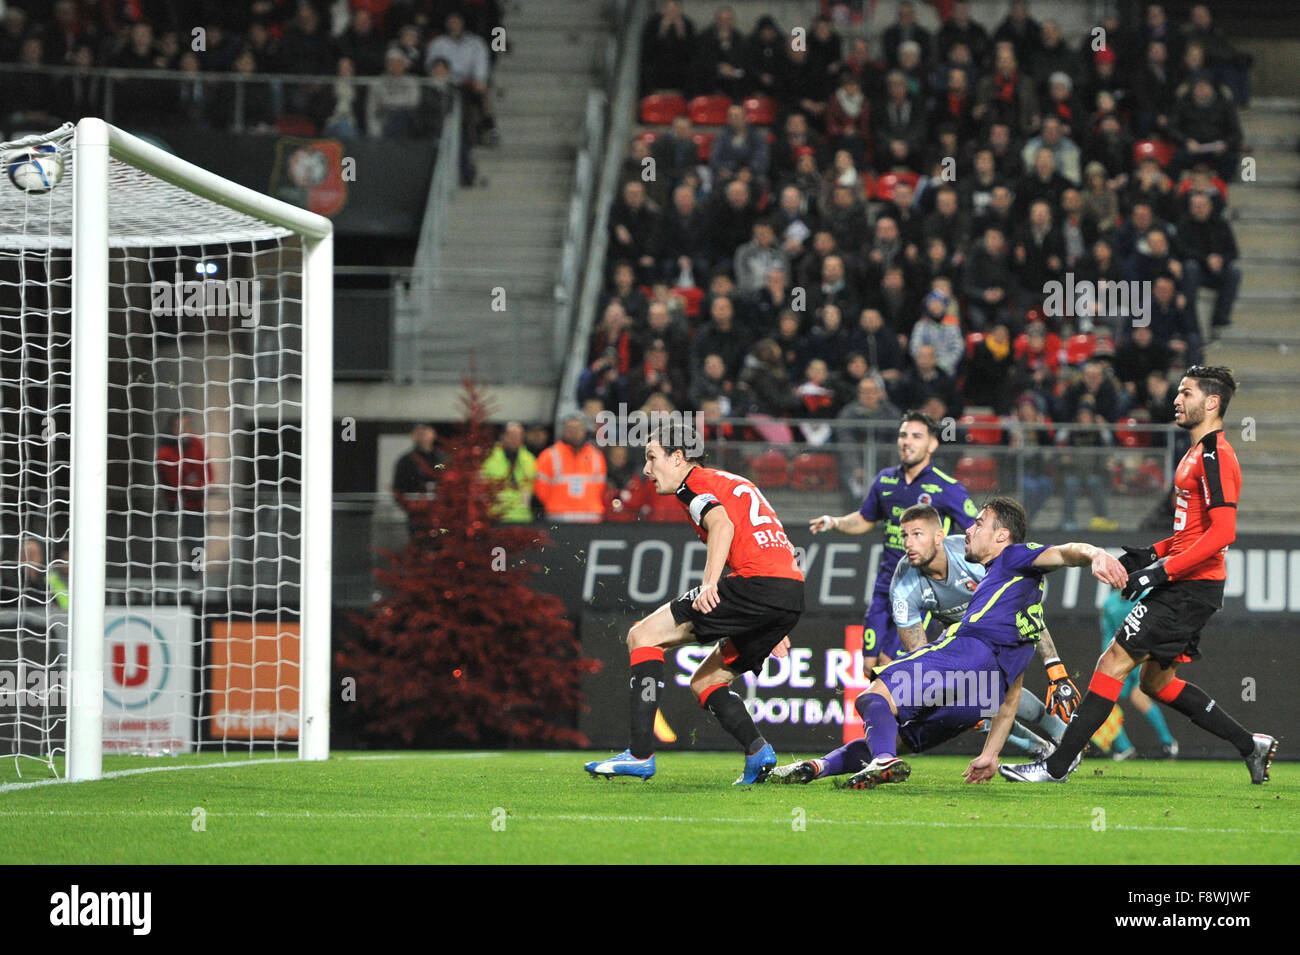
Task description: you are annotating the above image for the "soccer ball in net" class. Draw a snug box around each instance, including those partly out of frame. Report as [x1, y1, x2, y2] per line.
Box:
[6, 143, 64, 193]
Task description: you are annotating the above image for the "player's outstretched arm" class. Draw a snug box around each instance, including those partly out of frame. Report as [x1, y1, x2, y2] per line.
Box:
[964, 673, 1024, 783]
[1032, 542, 1127, 588]
[810, 512, 874, 534]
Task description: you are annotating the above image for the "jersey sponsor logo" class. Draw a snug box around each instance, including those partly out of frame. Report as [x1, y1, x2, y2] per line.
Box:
[880, 490, 893, 497]
[880, 475, 900, 484]
[921, 483, 942, 493]
[963, 499, 978, 517]
[1202, 450, 1217, 460]
[1026, 542, 1045, 550]
[753, 528, 792, 548]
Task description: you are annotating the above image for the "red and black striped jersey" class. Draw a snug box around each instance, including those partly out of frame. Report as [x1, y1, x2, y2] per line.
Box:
[1161, 429, 1240, 581]
[675, 467, 804, 582]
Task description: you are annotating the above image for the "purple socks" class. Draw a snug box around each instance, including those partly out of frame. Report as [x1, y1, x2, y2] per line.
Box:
[856, 692, 899, 760]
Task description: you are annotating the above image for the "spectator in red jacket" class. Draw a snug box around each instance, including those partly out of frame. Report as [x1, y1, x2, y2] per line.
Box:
[156, 413, 213, 574]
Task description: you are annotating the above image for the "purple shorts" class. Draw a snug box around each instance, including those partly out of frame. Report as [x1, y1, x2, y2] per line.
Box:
[871, 635, 1033, 753]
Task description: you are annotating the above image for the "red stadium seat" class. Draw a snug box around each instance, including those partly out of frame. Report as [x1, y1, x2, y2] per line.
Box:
[1115, 417, 1151, 448]
[790, 453, 839, 491]
[687, 94, 732, 126]
[1133, 139, 1175, 169]
[640, 92, 687, 125]
[960, 413, 1004, 445]
[964, 332, 985, 359]
[749, 450, 790, 488]
[955, 455, 999, 492]
[742, 95, 778, 125]
[872, 170, 920, 201]
[1064, 333, 1098, 366]
[692, 131, 715, 162]
[859, 173, 876, 200]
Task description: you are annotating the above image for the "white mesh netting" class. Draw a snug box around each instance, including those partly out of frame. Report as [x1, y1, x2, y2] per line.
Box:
[1, 124, 312, 776]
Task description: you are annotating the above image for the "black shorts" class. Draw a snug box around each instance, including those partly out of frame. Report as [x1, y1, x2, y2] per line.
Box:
[669, 575, 804, 675]
[1113, 579, 1225, 668]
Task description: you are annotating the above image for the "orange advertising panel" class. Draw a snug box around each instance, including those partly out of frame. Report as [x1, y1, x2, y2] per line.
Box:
[210, 622, 300, 740]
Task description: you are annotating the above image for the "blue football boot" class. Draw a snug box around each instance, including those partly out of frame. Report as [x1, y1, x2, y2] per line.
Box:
[584, 749, 656, 780]
[734, 742, 777, 785]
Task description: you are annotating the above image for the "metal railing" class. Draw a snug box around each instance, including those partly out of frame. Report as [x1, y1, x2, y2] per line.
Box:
[552, 89, 607, 368]
[0, 61, 454, 139]
[555, 0, 649, 432]
[391, 90, 462, 382]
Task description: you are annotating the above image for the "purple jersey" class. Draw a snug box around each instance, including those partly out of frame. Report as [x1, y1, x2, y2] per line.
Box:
[859, 463, 977, 583]
[943, 542, 1050, 682]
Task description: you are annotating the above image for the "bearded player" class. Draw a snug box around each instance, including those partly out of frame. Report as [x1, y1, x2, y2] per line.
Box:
[828, 498, 1128, 789]
[584, 424, 805, 784]
[771, 504, 1080, 784]
[1002, 366, 1278, 784]
[810, 412, 977, 670]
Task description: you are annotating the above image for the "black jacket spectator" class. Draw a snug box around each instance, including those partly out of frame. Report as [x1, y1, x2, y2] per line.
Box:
[1176, 207, 1238, 269]
[847, 311, 907, 379]
[963, 329, 1016, 414]
[642, 3, 696, 93]
[692, 301, 752, 380]
[746, 16, 786, 100]
[336, 11, 387, 75]
[608, 181, 663, 281]
[897, 348, 962, 417]
[694, 9, 747, 99]
[1061, 362, 1123, 422]
[1114, 329, 1173, 404]
[705, 183, 757, 270]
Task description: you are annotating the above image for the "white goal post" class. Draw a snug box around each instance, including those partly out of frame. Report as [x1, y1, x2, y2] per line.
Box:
[1, 118, 333, 781]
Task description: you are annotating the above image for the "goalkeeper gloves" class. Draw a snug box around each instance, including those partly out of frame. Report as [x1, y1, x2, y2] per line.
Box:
[1118, 545, 1158, 575]
[1044, 659, 1080, 721]
[1123, 558, 1170, 600]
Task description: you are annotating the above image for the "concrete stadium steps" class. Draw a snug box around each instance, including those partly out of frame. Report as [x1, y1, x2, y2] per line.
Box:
[1237, 222, 1300, 260]
[411, 0, 609, 390]
[1223, 99, 1300, 531]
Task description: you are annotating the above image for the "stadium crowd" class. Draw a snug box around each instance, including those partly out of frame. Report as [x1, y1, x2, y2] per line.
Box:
[0, 0, 500, 165]
[574, 0, 1250, 525]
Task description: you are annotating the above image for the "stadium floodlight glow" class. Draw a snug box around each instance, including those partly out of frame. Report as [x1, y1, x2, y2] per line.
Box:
[0, 119, 333, 781]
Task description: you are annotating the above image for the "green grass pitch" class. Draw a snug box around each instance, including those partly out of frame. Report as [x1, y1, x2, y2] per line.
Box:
[0, 751, 1294, 864]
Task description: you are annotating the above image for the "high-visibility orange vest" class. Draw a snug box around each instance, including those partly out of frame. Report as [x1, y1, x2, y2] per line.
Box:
[534, 441, 607, 522]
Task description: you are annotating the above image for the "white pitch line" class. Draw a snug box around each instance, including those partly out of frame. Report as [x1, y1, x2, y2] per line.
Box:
[0, 752, 501, 794]
[0, 808, 1293, 836]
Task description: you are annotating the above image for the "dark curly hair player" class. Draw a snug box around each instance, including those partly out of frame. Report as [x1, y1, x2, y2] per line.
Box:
[1002, 366, 1278, 784]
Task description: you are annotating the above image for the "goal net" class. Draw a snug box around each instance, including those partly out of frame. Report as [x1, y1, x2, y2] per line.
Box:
[0, 120, 333, 781]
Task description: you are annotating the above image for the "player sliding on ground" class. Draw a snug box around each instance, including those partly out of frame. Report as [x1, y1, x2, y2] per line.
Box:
[831, 497, 1128, 789]
[584, 425, 805, 784]
[1001, 366, 1278, 784]
[771, 503, 1081, 785]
